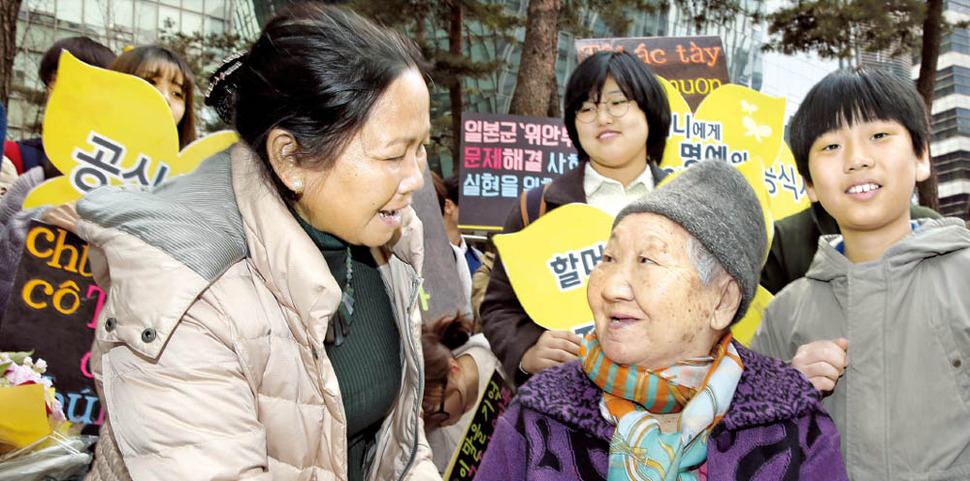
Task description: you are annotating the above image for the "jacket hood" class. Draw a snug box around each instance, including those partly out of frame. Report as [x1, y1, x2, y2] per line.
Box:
[513, 342, 821, 442]
[76, 148, 247, 359]
[806, 217, 970, 283]
[78, 147, 247, 283]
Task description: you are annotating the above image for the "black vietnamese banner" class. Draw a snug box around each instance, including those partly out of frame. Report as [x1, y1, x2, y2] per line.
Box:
[1, 220, 104, 434]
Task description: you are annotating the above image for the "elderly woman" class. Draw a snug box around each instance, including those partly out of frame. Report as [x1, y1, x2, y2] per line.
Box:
[476, 160, 848, 480]
[76, 5, 437, 481]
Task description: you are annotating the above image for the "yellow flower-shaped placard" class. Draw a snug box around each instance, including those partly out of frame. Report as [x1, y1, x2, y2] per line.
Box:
[494, 203, 614, 333]
[22, 52, 238, 209]
[764, 143, 811, 221]
[658, 79, 809, 222]
[660, 82, 785, 171]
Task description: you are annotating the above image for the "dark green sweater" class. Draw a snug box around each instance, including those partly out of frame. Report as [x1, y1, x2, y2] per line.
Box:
[296, 216, 402, 481]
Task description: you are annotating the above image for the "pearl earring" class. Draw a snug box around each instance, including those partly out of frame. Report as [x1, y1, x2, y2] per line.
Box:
[292, 179, 304, 195]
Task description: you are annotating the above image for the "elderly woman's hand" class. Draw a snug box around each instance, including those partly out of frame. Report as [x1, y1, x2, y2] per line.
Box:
[520, 330, 582, 375]
[40, 201, 80, 234]
[791, 338, 849, 393]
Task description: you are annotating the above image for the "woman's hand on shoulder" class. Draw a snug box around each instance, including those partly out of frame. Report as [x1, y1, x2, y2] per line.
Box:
[520, 330, 582, 375]
[40, 201, 79, 234]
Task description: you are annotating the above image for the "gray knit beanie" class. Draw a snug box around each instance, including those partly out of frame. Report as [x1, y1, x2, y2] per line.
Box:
[614, 160, 767, 325]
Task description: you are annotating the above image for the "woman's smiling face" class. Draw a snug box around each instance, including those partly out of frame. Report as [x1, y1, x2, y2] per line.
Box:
[291, 69, 431, 246]
[574, 76, 650, 180]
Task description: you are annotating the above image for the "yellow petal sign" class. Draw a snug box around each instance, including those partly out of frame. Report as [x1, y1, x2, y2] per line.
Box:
[658, 79, 809, 223]
[0, 384, 51, 450]
[22, 51, 238, 209]
[764, 144, 811, 221]
[494, 203, 614, 332]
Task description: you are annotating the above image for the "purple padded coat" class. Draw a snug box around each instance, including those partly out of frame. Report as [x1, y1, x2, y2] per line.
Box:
[475, 342, 848, 480]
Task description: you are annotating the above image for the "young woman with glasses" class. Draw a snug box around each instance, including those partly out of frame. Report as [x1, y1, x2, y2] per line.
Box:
[480, 50, 672, 387]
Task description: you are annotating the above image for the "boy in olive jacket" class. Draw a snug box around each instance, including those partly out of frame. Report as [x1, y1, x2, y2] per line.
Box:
[751, 68, 970, 480]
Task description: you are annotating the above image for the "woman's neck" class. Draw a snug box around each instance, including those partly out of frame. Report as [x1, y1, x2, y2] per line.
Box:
[457, 353, 480, 412]
[588, 157, 649, 188]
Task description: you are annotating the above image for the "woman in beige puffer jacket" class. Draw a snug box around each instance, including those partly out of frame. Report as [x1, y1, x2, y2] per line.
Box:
[77, 4, 440, 480]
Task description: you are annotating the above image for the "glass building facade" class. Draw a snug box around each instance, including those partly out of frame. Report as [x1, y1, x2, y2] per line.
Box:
[924, 0, 970, 219]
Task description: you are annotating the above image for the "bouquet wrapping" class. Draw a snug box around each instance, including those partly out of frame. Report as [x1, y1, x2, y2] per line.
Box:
[0, 352, 94, 480]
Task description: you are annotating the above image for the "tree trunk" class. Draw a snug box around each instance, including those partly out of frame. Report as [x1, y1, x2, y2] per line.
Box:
[0, 0, 23, 108]
[546, 74, 561, 118]
[915, 0, 943, 211]
[508, 0, 561, 116]
[449, 0, 463, 174]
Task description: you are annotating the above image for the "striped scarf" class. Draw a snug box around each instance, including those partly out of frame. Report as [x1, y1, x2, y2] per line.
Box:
[579, 332, 743, 481]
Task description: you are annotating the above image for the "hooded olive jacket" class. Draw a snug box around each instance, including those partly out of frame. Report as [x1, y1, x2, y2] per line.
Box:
[752, 218, 970, 481]
[76, 145, 439, 481]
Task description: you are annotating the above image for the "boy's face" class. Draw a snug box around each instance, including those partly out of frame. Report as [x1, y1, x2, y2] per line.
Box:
[806, 119, 930, 235]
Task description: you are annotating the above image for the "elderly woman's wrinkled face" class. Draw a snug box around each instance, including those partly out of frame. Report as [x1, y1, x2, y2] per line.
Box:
[587, 213, 724, 369]
[294, 69, 430, 246]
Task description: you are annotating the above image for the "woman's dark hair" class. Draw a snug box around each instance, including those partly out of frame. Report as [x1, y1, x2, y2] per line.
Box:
[422, 313, 473, 396]
[206, 3, 429, 201]
[39, 36, 116, 88]
[789, 67, 930, 184]
[431, 170, 447, 215]
[564, 51, 670, 165]
[109, 45, 197, 149]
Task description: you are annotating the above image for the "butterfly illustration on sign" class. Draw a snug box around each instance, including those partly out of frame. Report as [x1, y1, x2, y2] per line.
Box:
[22, 52, 237, 209]
[743, 116, 772, 143]
[740, 99, 758, 115]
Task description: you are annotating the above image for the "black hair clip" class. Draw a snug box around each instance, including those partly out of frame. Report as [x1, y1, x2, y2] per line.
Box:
[204, 51, 246, 124]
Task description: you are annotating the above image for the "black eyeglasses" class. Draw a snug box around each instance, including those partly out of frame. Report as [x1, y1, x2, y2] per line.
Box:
[425, 383, 451, 427]
[575, 96, 634, 123]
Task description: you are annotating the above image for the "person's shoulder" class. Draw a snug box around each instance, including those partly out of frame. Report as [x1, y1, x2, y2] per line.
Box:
[910, 204, 941, 220]
[514, 361, 612, 441]
[766, 275, 818, 315]
[199, 259, 278, 337]
[723, 343, 822, 430]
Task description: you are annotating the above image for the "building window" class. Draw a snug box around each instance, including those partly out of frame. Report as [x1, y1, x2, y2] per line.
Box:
[942, 29, 970, 55]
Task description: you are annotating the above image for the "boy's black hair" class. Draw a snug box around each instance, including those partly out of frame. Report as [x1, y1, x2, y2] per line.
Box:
[39, 37, 116, 87]
[564, 51, 670, 164]
[790, 67, 930, 184]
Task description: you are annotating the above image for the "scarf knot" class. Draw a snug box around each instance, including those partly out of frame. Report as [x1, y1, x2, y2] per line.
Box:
[579, 332, 743, 480]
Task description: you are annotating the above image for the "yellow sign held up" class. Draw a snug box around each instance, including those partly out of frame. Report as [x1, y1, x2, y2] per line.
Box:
[23, 52, 238, 209]
[658, 78, 809, 223]
[494, 203, 614, 332]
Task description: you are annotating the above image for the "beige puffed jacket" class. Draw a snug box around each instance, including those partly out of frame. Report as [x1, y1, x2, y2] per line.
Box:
[76, 145, 439, 481]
